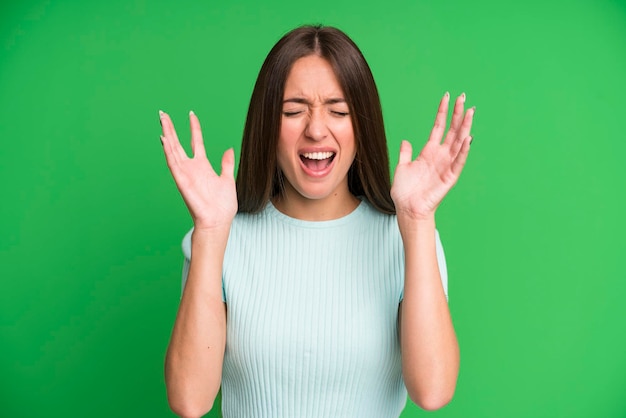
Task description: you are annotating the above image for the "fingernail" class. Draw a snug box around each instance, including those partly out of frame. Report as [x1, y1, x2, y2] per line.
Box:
[444, 91, 450, 98]
[469, 135, 474, 145]
[461, 92, 466, 102]
[160, 135, 164, 145]
[190, 110, 195, 116]
[159, 110, 164, 117]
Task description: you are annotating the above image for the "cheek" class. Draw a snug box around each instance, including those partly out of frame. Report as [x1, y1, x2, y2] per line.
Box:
[277, 124, 290, 148]
[280, 118, 303, 142]
[336, 125, 356, 155]
[276, 140, 295, 172]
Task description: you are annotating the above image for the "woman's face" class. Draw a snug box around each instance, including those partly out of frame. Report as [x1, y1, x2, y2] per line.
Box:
[276, 54, 356, 206]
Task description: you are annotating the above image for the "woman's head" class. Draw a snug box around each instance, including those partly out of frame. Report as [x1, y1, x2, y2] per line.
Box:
[236, 25, 395, 214]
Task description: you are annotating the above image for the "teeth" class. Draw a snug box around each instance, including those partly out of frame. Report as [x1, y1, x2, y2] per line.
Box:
[302, 152, 334, 160]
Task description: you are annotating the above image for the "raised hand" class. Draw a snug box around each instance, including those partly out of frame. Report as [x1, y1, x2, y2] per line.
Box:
[160, 110, 237, 231]
[390, 93, 474, 221]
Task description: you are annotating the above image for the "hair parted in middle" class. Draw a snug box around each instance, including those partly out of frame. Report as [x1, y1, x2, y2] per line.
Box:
[236, 24, 395, 215]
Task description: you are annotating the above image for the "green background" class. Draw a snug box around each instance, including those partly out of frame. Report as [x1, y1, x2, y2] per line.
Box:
[2, 0, 625, 417]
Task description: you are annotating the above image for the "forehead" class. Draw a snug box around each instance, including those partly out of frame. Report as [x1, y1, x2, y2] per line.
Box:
[283, 55, 345, 98]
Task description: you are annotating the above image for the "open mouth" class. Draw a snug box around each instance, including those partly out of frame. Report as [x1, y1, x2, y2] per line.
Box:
[299, 151, 336, 171]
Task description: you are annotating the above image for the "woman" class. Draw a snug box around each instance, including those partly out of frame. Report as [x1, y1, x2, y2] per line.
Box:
[161, 25, 474, 417]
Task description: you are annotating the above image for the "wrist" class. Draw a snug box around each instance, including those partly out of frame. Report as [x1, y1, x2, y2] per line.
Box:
[396, 210, 435, 226]
[191, 225, 231, 250]
[396, 213, 436, 241]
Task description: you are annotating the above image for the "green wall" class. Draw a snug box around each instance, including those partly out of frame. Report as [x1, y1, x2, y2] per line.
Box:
[2, 0, 625, 417]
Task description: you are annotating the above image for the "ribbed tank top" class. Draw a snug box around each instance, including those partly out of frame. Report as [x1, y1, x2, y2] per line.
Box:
[181, 199, 448, 417]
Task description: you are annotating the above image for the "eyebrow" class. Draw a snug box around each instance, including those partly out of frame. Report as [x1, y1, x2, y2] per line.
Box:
[283, 97, 347, 105]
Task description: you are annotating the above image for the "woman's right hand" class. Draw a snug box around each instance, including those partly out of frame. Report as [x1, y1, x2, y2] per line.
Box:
[160, 110, 237, 231]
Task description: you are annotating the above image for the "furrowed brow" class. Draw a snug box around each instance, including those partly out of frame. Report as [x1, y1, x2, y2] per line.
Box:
[282, 97, 347, 105]
[283, 98, 310, 105]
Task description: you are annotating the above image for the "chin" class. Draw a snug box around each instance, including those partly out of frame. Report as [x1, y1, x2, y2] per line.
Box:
[294, 188, 336, 201]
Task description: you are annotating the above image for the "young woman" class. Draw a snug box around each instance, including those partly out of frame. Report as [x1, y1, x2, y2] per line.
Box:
[161, 25, 474, 418]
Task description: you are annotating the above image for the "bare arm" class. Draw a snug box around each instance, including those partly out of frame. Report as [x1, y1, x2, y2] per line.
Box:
[397, 217, 458, 410]
[391, 93, 474, 410]
[165, 228, 228, 417]
[159, 111, 237, 417]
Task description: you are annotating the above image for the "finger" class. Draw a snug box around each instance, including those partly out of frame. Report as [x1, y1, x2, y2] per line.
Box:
[427, 92, 450, 145]
[443, 93, 466, 146]
[451, 136, 472, 176]
[451, 106, 475, 159]
[398, 140, 413, 165]
[189, 110, 207, 159]
[221, 148, 236, 179]
[159, 110, 178, 141]
[160, 111, 188, 161]
[458, 106, 475, 141]
[160, 133, 179, 175]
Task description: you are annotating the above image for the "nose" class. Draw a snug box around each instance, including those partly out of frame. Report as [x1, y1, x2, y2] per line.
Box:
[304, 109, 328, 141]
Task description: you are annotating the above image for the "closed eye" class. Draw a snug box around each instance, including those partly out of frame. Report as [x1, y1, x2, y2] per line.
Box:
[283, 111, 303, 117]
[331, 111, 349, 117]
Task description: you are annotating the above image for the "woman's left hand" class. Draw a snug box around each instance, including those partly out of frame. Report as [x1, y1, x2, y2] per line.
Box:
[391, 92, 475, 221]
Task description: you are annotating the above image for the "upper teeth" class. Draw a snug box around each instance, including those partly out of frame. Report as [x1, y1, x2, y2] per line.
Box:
[302, 152, 334, 160]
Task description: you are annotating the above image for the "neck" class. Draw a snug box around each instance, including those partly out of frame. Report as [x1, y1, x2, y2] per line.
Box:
[272, 184, 360, 221]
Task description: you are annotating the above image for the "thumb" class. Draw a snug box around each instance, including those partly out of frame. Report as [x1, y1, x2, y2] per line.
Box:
[221, 148, 236, 179]
[398, 140, 413, 165]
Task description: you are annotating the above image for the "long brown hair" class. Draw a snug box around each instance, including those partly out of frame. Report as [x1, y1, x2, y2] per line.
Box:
[236, 25, 395, 214]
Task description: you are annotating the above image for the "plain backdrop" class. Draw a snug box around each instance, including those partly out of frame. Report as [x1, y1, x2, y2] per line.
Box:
[1, 0, 625, 417]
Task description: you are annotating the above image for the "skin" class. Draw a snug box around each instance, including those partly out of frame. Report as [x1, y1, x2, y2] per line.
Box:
[273, 55, 359, 220]
[160, 110, 234, 418]
[161, 54, 474, 416]
[392, 92, 474, 410]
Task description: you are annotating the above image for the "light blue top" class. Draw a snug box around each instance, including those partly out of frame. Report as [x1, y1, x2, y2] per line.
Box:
[182, 199, 447, 417]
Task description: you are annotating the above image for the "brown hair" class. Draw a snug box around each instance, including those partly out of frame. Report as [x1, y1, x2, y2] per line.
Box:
[236, 25, 395, 214]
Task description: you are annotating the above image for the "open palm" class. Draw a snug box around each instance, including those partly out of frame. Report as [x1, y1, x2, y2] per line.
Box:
[160, 111, 237, 230]
[391, 93, 475, 220]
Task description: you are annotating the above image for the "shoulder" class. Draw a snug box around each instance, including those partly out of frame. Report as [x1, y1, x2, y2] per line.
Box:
[182, 228, 192, 260]
[181, 207, 272, 260]
[358, 199, 401, 236]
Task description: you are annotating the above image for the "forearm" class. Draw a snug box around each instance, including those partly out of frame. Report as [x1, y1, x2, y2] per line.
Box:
[165, 228, 229, 417]
[398, 215, 459, 411]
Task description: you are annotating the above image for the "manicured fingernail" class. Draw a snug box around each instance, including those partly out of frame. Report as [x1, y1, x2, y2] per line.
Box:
[189, 110, 195, 116]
